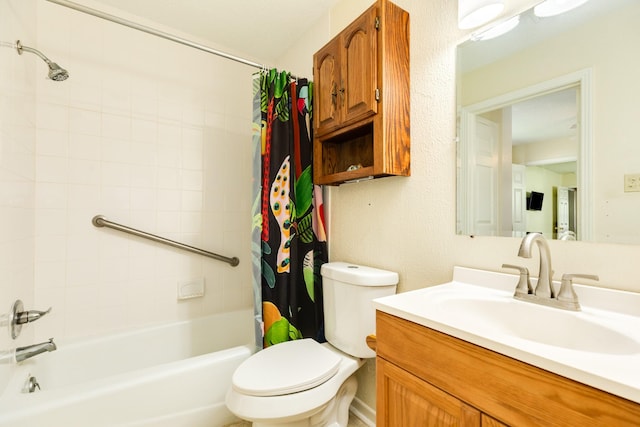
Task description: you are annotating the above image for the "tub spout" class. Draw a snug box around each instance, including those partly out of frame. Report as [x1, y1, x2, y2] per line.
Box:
[15, 338, 57, 363]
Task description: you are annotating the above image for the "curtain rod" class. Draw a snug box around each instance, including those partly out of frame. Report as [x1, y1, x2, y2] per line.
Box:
[46, 0, 265, 70]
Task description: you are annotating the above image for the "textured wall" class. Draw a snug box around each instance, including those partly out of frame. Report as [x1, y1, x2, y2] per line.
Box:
[281, 0, 640, 415]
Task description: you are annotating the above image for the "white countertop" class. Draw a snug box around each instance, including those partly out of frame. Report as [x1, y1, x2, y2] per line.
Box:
[373, 266, 640, 404]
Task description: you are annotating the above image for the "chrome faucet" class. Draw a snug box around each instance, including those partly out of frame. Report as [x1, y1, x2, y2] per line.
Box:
[505, 233, 599, 311]
[517, 232, 554, 298]
[15, 338, 57, 363]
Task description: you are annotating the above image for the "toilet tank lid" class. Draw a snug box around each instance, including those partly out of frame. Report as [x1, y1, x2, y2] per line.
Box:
[321, 262, 399, 286]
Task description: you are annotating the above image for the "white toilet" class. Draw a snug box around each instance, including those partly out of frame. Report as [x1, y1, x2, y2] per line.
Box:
[225, 262, 398, 427]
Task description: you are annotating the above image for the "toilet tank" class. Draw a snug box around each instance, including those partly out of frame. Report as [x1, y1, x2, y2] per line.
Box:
[321, 262, 398, 358]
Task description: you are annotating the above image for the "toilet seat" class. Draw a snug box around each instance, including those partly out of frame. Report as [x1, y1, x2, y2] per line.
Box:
[232, 339, 341, 397]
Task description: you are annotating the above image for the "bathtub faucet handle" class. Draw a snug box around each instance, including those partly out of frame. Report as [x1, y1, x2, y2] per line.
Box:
[8, 300, 52, 339]
[16, 306, 52, 325]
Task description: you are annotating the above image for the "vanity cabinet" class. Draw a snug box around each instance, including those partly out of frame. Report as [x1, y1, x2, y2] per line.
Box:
[312, 0, 410, 185]
[375, 311, 640, 426]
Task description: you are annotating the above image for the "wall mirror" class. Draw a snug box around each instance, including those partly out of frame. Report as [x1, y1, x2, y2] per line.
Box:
[456, 0, 640, 244]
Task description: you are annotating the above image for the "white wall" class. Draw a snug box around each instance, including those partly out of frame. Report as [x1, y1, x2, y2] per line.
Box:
[281, 0, 640, 413]
[30, 0, 254, 341]
[0, 0, 255, 366]
[0, 0, 38, 392]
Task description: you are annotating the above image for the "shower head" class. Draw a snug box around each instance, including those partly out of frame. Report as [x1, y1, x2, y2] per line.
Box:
[15, 40, 69, 81]
[46, 62, 69, 81]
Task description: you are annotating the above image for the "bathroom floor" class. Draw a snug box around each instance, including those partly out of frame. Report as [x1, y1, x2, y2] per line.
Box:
[226, 413, 369, 426]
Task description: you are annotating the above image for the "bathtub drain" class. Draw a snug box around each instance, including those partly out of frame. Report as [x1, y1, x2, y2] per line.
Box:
[24, 375, 41, 393]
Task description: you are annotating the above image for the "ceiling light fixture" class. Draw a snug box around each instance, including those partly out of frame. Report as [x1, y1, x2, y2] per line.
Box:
[471, 15, 520, 41]
[534, 0, 590, 18]
[459, 0, 505, 29]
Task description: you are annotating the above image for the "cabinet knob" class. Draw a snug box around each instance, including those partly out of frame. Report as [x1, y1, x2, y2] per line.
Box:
[331, 83, 338, 105]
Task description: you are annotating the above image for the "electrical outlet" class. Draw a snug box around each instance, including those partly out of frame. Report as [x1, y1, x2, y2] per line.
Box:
[624, 174, 640, 192]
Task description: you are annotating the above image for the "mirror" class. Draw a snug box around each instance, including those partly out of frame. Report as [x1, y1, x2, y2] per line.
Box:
[456, 0, 640, 244]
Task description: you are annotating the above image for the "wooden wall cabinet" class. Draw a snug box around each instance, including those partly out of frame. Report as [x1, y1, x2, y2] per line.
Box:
[312, 0, 410, 185]
[376, 311, 640, 426]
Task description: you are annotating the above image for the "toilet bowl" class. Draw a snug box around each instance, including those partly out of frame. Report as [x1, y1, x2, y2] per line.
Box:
[225, 262, 398, 427]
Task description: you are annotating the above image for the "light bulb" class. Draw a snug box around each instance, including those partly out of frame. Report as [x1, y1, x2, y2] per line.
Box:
[534, 0, 590, 18]
[459, 0, 505, 30]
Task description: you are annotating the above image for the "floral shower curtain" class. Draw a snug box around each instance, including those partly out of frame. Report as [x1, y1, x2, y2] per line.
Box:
[251, 69, 328, 349]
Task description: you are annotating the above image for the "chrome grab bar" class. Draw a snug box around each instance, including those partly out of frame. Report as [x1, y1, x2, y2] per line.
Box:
[92, 215, 239, 267]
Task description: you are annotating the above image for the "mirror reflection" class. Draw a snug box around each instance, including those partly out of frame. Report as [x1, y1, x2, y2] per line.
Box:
[456, 0, 640, 244]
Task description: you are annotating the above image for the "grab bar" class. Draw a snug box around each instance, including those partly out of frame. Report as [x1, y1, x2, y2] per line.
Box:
[92, 215, 239, 267]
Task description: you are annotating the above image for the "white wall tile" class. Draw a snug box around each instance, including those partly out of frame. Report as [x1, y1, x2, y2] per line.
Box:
[129, 142, 156, 166]
[70, 108, 101, 136]
[68, 158, 101, 185]
[130, 165, 156, 188]
[102, 162, 131, 187]
[101, 113, 131, 140]
[131, 118, 157, 143]
[69, 81, 102, 111]
[157, 167, 180, 189]
[101, 137, 130, 163]
[157, 145, 181, 168]
[131, 188, 157, 211]
[102, 186, 130, 210]
[67, 184, 100, 210]
[34, 261, 66, 289]
[157, 189, 181, 210]
[36, 182, 67, 209]
[181, 190, 203, 212]
[36, 155, 68, 183]
[182, 170, 203, 191]
[25, 0, 255, 342]
[36, 129, 68, 157]
[37, 102, 69, 131]
[35, 208, 67, 237]
[69, 133, 101, 160]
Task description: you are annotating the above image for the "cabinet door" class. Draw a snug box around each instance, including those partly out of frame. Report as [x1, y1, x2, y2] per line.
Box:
[377, 357, 481, 427]
[341, 6, 378, 125]
[314, 41, 341, 134]
[482, 414, 509, 427]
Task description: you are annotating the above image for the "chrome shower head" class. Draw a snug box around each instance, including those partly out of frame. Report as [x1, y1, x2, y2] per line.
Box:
[46, 62, 69, 81]
[15, 40, 69, 81]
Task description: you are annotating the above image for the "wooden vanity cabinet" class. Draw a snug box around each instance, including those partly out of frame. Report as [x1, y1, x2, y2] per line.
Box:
[375, 311, 640, 426]
[312, 0, 410, 185]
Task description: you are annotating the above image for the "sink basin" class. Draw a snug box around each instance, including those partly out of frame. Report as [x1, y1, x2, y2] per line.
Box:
[428, 293, 640, 355]
[373, 266, 640, 404]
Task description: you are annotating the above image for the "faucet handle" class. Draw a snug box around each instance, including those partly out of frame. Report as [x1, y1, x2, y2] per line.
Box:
[557, 273, 599, 310]
[16, 306, 52, 325]
[8, 300, 53, 339]
[502, 264, 533, 297]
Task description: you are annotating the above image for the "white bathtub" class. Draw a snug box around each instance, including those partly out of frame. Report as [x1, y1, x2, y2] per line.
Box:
[0, 309, 255, 427]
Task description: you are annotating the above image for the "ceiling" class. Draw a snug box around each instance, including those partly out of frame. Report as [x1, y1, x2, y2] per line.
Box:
[86, 0, 339, 63]
[511, 87, 577, 146]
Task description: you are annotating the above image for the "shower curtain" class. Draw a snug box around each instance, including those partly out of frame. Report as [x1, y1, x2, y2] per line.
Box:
[252, 69, 328, 348]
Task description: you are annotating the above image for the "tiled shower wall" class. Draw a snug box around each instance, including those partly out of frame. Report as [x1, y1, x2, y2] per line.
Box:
[2, 0, 254, 350]
[0, 0, 38, 388]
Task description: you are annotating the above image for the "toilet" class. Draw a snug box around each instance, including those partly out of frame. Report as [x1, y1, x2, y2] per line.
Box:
[225, 262, 398, 427]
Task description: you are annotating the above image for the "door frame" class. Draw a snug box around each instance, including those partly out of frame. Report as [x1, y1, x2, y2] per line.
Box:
[459, 69, 593, 241]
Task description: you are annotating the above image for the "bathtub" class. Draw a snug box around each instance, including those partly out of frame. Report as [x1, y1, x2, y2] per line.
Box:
[0, 308, 255, 427]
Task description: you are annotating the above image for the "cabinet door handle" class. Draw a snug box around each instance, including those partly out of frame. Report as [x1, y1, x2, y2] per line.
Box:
[331, 83, 338, 107]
